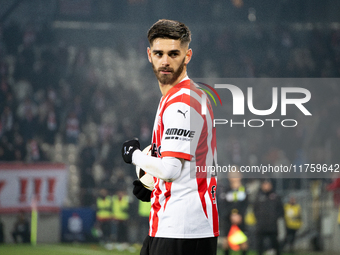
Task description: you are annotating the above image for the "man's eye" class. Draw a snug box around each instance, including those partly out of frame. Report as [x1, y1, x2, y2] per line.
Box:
[155, 52, 162, 57]
[169, 53, 178, 57]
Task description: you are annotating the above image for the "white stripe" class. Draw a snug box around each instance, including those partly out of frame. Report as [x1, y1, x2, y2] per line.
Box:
[168, 88, 190, 101]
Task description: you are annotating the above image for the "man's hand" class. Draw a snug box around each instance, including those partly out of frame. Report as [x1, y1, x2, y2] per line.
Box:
[133, 180, 151, 202]
[122, 138, 140, 164]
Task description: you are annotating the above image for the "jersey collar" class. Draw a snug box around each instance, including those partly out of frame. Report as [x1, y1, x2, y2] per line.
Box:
[164, 76, 190, 97]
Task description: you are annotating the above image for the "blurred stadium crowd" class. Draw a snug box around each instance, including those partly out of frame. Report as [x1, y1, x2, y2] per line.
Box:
[1, 18, 340, 201]
[0, 1, 340, 250]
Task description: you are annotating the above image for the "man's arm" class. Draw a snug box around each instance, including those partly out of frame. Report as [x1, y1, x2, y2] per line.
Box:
[132, 150, 183, 182]
[121, 139, 183, 182]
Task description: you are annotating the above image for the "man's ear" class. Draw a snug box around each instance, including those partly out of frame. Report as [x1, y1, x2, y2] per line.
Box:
[185, 48, 193, 65]
[147, 47, 152, 63]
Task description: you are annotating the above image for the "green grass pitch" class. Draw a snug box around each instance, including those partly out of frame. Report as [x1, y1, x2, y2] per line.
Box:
[0, 243, 140, 255]
[0, 243, 337, 255]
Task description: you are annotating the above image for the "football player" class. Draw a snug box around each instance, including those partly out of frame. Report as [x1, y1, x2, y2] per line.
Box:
[122, 19, 219, 255]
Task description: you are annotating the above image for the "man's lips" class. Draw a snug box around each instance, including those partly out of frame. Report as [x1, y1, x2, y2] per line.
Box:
[159, 70, 173, 74]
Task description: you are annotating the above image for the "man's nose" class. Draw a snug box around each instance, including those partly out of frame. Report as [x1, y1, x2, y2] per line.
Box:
[161, 55, 170, 66]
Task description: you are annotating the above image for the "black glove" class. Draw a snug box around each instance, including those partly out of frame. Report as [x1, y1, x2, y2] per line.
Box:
[133, 179, 151, 202]
[122, 138, 140, 164]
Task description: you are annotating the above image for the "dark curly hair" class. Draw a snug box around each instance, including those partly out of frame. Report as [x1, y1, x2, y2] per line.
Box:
[147, 19, 191, 47]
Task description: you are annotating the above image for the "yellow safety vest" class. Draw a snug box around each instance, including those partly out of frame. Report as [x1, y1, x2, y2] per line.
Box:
[233, 185, 245, 202]
[245, 206, 257, 226]
[139, 201, 151, 217]
[96, 196, 112, 220]
[112, 195, 129, 220]
[284, 203, 302, 230]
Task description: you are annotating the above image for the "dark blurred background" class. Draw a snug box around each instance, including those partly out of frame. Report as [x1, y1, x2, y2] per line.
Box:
[0, 0, 340, 251]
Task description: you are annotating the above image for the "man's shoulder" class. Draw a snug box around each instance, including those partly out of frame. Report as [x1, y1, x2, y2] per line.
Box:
[166, 79, 203, 103]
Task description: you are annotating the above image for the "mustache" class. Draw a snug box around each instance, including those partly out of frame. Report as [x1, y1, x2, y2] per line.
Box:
[158, 67, 174, 72]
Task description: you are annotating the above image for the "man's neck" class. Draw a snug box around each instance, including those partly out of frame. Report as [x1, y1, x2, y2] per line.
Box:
[159, 71, 188, 96]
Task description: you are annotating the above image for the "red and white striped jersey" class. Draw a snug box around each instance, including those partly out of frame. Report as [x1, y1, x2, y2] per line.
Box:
[149, 77, 219, 238]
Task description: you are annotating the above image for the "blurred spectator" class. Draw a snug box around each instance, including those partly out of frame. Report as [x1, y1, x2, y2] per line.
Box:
[137, 200, 151, 243]
[254, 179, 284, 255]
[13, 133, 27, 161]
[27, 138, 45, 162]
[112, 189, 130, 244]
[0, 136, 15, 161]
[281, 196, 303, 253]
[0, 106, 14, 139]
[96, 188, 112, 244]
[90, 88, 106, 124]
[64, 111, 80, 144]
[98, 122, 115, 145]
[73, 95, 86, 126]
[69, 46, 91, 94]
[79, 138, 97, 176]
[220, 170, 249, 255]
[0, 78, 13, 112]
[11, 212, 30, 243]
[79, 138, 96, 205]
[22, 22, 36, 48]
[326, 178, 340, 207]
[39, 103, 59, 145]
[138, 116, 152, 148]
[0, 78, 7, 100]
[19, 110, 37, 143]
[99, 136, 120, 184]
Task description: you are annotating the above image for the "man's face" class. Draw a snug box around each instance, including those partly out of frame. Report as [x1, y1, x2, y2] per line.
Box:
[100, 189, 107, 197]
[261, 181, 272, 192]
[289, 197, 296, 204]
[147, 38, 192, 85]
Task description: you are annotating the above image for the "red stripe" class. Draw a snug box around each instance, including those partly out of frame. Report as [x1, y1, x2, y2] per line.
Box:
[207, 91, 218, 235]
[150, 181, 162, 236]
[196, 110, 209, 218]
[163, 182, 172, 210]
[197, 178, 208, 218]
[211, 177, 219, 236]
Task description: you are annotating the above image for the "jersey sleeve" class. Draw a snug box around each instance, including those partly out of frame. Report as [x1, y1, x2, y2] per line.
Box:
[160, 101, 203, 161]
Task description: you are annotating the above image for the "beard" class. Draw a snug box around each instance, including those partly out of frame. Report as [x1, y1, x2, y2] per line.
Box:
[152, 57, 186, 85]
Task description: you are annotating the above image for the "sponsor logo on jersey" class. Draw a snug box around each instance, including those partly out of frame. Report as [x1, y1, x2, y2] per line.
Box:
[164, 128, 195, 141]
[177, 109, 188, 118]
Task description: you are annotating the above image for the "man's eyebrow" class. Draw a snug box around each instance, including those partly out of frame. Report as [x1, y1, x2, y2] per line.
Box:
[168, 50, 180, 54]
[152, 49, 181, 54]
